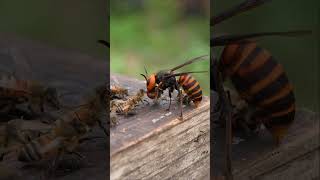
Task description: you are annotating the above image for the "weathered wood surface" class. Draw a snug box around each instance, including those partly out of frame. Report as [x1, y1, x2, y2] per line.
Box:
[110, 74, 210, 180]
[212, 85, 319, 180]
[233, 109, 319, 180]
[0, 33, 107, 180]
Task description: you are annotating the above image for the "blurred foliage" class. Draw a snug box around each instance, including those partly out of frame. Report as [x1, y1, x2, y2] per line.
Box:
[0, 0, 108, 58]
[212, 0, 319, 111]
[111, 0, 210, 95]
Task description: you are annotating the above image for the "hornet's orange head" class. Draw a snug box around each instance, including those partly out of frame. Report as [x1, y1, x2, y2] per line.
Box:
[140, 73, 157, 99]
[141, 66, 158, 99]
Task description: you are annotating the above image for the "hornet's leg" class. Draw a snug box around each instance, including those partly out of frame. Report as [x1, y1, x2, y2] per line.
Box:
[179, 88, 183, 120]
[167, 90, 172, 111]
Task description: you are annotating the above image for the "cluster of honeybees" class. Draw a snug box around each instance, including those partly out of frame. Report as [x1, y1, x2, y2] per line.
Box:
[109, 85, 146, 127]
[0, 73, 107, 176]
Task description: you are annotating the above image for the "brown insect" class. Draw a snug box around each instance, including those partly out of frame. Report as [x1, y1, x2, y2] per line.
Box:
[112, 89, 145, 116]
[140, 56, 208, 119]
[211, 0, 311, 144]
[17, 85, 107, 164]
[0, 75, 60, 118]
[110, 85, 128, 99]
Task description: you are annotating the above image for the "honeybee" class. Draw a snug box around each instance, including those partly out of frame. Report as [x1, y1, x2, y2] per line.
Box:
[16, 85, 107, 164]
[110, 85, 128, 99]
[112, 89, 145, 116]
[211, 0, 311, 144]
[140, 55, 208, 119]
[0, 74, 60, 118]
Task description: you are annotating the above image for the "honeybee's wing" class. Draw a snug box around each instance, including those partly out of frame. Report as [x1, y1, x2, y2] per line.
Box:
[169, 55, 209, 73]
[211, 0, 271, 26]
[98, 40, 110, 48]
[211, 30, 312, 46]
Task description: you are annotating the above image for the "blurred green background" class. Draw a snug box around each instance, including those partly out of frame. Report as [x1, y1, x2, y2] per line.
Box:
[110, 0, 210, 95]
[0, 0, 108, 58]
[212, 0, 319, 111]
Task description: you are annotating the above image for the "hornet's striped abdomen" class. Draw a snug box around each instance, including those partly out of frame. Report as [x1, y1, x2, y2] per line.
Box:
[220, 40, 295, 142]
[178, 74, 202, 107]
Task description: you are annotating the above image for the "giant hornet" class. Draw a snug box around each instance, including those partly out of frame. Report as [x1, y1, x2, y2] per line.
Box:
[0, 74, 60, 118]
[140, 55, 208, 119]
[211, 0, 311, 144]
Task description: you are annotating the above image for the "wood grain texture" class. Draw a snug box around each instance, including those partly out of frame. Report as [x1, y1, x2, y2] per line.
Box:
[212, 108, 319, 180]
[233, 109, 319, 180]
[0, 33, 107, 180]
[110, 74, 210, 180]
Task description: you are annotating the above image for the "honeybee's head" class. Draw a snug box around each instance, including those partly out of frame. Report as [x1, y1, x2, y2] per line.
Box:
[44, 87, 60, 110]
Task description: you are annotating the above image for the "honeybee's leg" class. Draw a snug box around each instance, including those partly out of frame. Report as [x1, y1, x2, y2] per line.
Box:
[46, 149, 64, 177]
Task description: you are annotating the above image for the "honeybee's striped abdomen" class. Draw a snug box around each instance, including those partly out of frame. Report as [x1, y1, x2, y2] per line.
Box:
[18, 134, 61, 162]
[178, 74, 202, 107]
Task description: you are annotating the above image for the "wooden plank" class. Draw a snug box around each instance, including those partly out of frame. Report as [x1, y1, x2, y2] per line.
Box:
[233, 109, 319, 179]
[210, 108, 319, 179]
[110, 74, 210, 180]
[0, 33, 107, 180]
[257, 149, 319, 180]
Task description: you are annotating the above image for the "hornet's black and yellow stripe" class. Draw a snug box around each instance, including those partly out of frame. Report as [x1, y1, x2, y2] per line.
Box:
[219, 40, 295, 143]
[178, 74, 203, 107]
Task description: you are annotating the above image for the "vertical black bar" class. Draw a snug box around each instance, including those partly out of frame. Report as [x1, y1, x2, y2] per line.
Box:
[106, 1, 110, 179]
